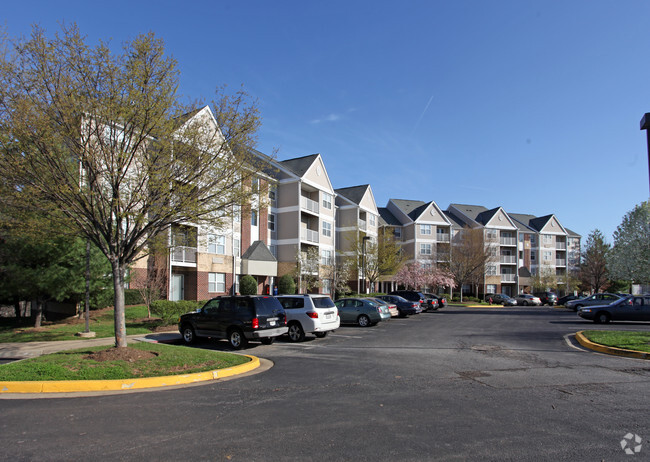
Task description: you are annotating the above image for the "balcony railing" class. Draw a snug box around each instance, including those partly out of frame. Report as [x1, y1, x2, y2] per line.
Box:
[556, 242, 566, 250]
[301, 197, 319, 214]
[301, 228, 319, 243]
[556, 259, 566, 267]
[500, 255, 517, 264]
[501, 273, 516, 282]
[500, 237, 517, 246]
[358, 219, 367, 231]
[437, 233, 450, 242]
[171, 246, 197, 264]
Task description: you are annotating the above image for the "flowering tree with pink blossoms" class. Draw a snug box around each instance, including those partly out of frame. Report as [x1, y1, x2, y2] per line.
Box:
[394, 262, 456, 292]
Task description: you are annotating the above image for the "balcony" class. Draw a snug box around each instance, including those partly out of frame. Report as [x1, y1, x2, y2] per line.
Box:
[301, 197, 319, 214]
[500, 237, 517, 246]
[171, 246, 197, 265]
[556, 242, 566, 250]
[500, 255, 517, 264]
[556, 259, 566, 267]
[437, 233, 450, 242]
[358, 219, 367, 231]
[301, 228, 319, 244]
[501, 273, 516, 282]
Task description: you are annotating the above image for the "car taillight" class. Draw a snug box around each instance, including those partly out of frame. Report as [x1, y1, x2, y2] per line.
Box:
[376, 307, 382, 314]
[306, 311, 318, 319]
[252, 318, 259, 329]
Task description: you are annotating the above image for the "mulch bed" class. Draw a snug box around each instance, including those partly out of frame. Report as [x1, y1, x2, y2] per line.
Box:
[84, 347, 159, 362]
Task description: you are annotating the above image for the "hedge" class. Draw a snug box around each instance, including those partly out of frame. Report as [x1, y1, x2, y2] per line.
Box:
[151, 300, 202, 325]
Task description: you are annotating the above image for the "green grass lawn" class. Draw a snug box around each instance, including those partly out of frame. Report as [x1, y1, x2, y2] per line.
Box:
[0, 305, 171, 343]
[0, 342, 250, 381]
[583, 330, 650, 353]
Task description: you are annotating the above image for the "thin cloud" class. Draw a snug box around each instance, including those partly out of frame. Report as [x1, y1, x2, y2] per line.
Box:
[410, 93, 435, 136]
[310, 113, 341, 124]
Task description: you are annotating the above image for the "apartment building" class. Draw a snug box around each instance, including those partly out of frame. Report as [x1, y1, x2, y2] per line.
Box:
[335, 184, 379, 292]
[377, 199, 452, 292]
[445, 204, 519, 296]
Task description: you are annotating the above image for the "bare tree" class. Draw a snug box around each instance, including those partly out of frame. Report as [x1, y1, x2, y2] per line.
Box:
[446, 228, 495, 302]
[0, 25, 262, 347]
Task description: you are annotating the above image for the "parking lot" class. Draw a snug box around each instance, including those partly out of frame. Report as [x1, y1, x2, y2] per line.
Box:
[1, 305, 649, 461]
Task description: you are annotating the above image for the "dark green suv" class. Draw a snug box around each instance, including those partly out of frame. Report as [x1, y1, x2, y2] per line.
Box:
[179, 296, 287, 349]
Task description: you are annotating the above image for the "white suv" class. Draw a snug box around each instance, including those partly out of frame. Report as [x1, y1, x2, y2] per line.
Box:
[275, 294, 340, 342]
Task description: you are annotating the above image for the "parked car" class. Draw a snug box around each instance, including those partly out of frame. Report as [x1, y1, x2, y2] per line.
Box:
[514, 294, 542, 306]
[485, 293, 517, 306]
[557, 295, 579, 306]
[533, 291, 558, 306]
[426, 294, 447, 308]
[578, 295, 650, 323]
[179, 295, 287, 349]
[422, 295, 439, 311]
[275, 294, 340, 342]
[334, 298, 388, 326]
[565, 293, 622, 312]
[389, 290, 427, 309]
[376, 295, 421, 317]
[366, 297, 399, 317]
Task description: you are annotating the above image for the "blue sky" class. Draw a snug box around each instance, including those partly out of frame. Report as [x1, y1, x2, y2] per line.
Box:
[4, 1, 650, 240]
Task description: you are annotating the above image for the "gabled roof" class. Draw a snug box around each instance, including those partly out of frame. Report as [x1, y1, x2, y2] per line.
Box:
[241, 241, 276, 262]
[530, 214, 554, 232]
[508, 213, 538, 232]
[378, 207, 401, 226]
[449, 204, 489, 225]
[443, 211, 466, 229]
[565, 227, 581, 238]
[335, 185, 369, 205]
[280, 154, 320, 177]
[390, 199, 429, 221]
[475, 207, 500, 226]
[172, 107, 204, 130]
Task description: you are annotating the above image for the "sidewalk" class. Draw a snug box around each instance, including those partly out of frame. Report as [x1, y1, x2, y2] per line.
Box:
[0, 331, 181, 360]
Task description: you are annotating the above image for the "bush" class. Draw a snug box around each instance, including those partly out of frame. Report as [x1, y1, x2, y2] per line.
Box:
[90, 288, 114, 310]
[124, 289, 145, 306]
[277, 274, 296, 295]
[151, 300, 202, 325]
[239, 275, 258, 295]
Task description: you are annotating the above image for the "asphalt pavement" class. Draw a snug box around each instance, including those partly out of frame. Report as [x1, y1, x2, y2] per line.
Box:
[1, 305, 649, 461]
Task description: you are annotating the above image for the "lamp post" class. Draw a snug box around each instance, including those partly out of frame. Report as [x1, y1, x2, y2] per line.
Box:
[639, 113, 650, 196]
[362, 236, 371, 294]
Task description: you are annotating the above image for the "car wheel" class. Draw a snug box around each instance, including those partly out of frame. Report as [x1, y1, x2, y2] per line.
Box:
[314, 332, 328, 338]
[181, 324, 196, 345]
[522, 301, 528, 306]
[287, 322, 305, 342]
[260, 337, 275, 345]
[228, 328, 248, 350]
[574, 304, 583, 312]
[594, 312, 611, 324]
[357, 314, 370, 327]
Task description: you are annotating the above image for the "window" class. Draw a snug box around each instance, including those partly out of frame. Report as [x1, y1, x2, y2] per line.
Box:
[251, 210, 258, 226]
[234, 239, 240, 257]
[268, 213, 275, 231]
[394, 228, 402, 238]
[420, 243, 432, 255]
[486, 229, 498, 239]
[251, 177, 259, 193]
[322, 192, 332, 209]
[322, 278, 331, 294]
[530, 235, 536, 245]
[531, 253, 536, 261]
[208, 273, 226, 293]
[234, 205, 241, 222]
[322, 221, 332, 237]
[208, 234, 225, 254]
[422, 262, 432, 270]
[543, 234, 552, 244]
[234, 275, 240, 294]
[369, 214, 376, 227]
[543, 250, 552, 261]
[269, 187, 277, 205]
[486, 284, 497, 294]
[486, 265, 497, 276]
[420, 224, 432, 235]
[321, 249, 332, 266]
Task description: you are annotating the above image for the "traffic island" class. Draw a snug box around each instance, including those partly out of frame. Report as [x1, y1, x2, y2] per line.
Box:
[575, 331, 650, 360]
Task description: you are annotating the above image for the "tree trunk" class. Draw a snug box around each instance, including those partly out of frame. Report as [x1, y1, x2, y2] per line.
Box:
[111, 260, 128, 348]
[14, 301, 20, 318]
[32, 299, 42, 328]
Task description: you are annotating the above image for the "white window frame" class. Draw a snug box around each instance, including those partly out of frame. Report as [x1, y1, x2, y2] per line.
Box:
[321, 249, 332, 266]
[322, 192, 332, 210]
[268, 213, 275, 231]
[251, 210, 258, 227]
[207, 233, 217, 253]
[369, 214, 376, 227]
[420, 224, 432, 235]
[234, 238, 240, 257]
[394, 228, 402, 238]
[420, 243, 432, 255]
[543, 250, 552, 261]
[543, 234, 552, 244]
[209, 273, 226, 293]
[322, 221, 332, 237]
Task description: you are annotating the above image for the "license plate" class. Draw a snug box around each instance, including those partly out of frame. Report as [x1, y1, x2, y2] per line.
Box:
[325, 314, 332, 320]
[269, 320, 276, 326]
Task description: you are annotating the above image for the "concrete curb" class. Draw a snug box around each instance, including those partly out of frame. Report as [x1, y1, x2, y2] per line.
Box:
[575, 331, 650, 360]
[0, 354, 260, 394]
